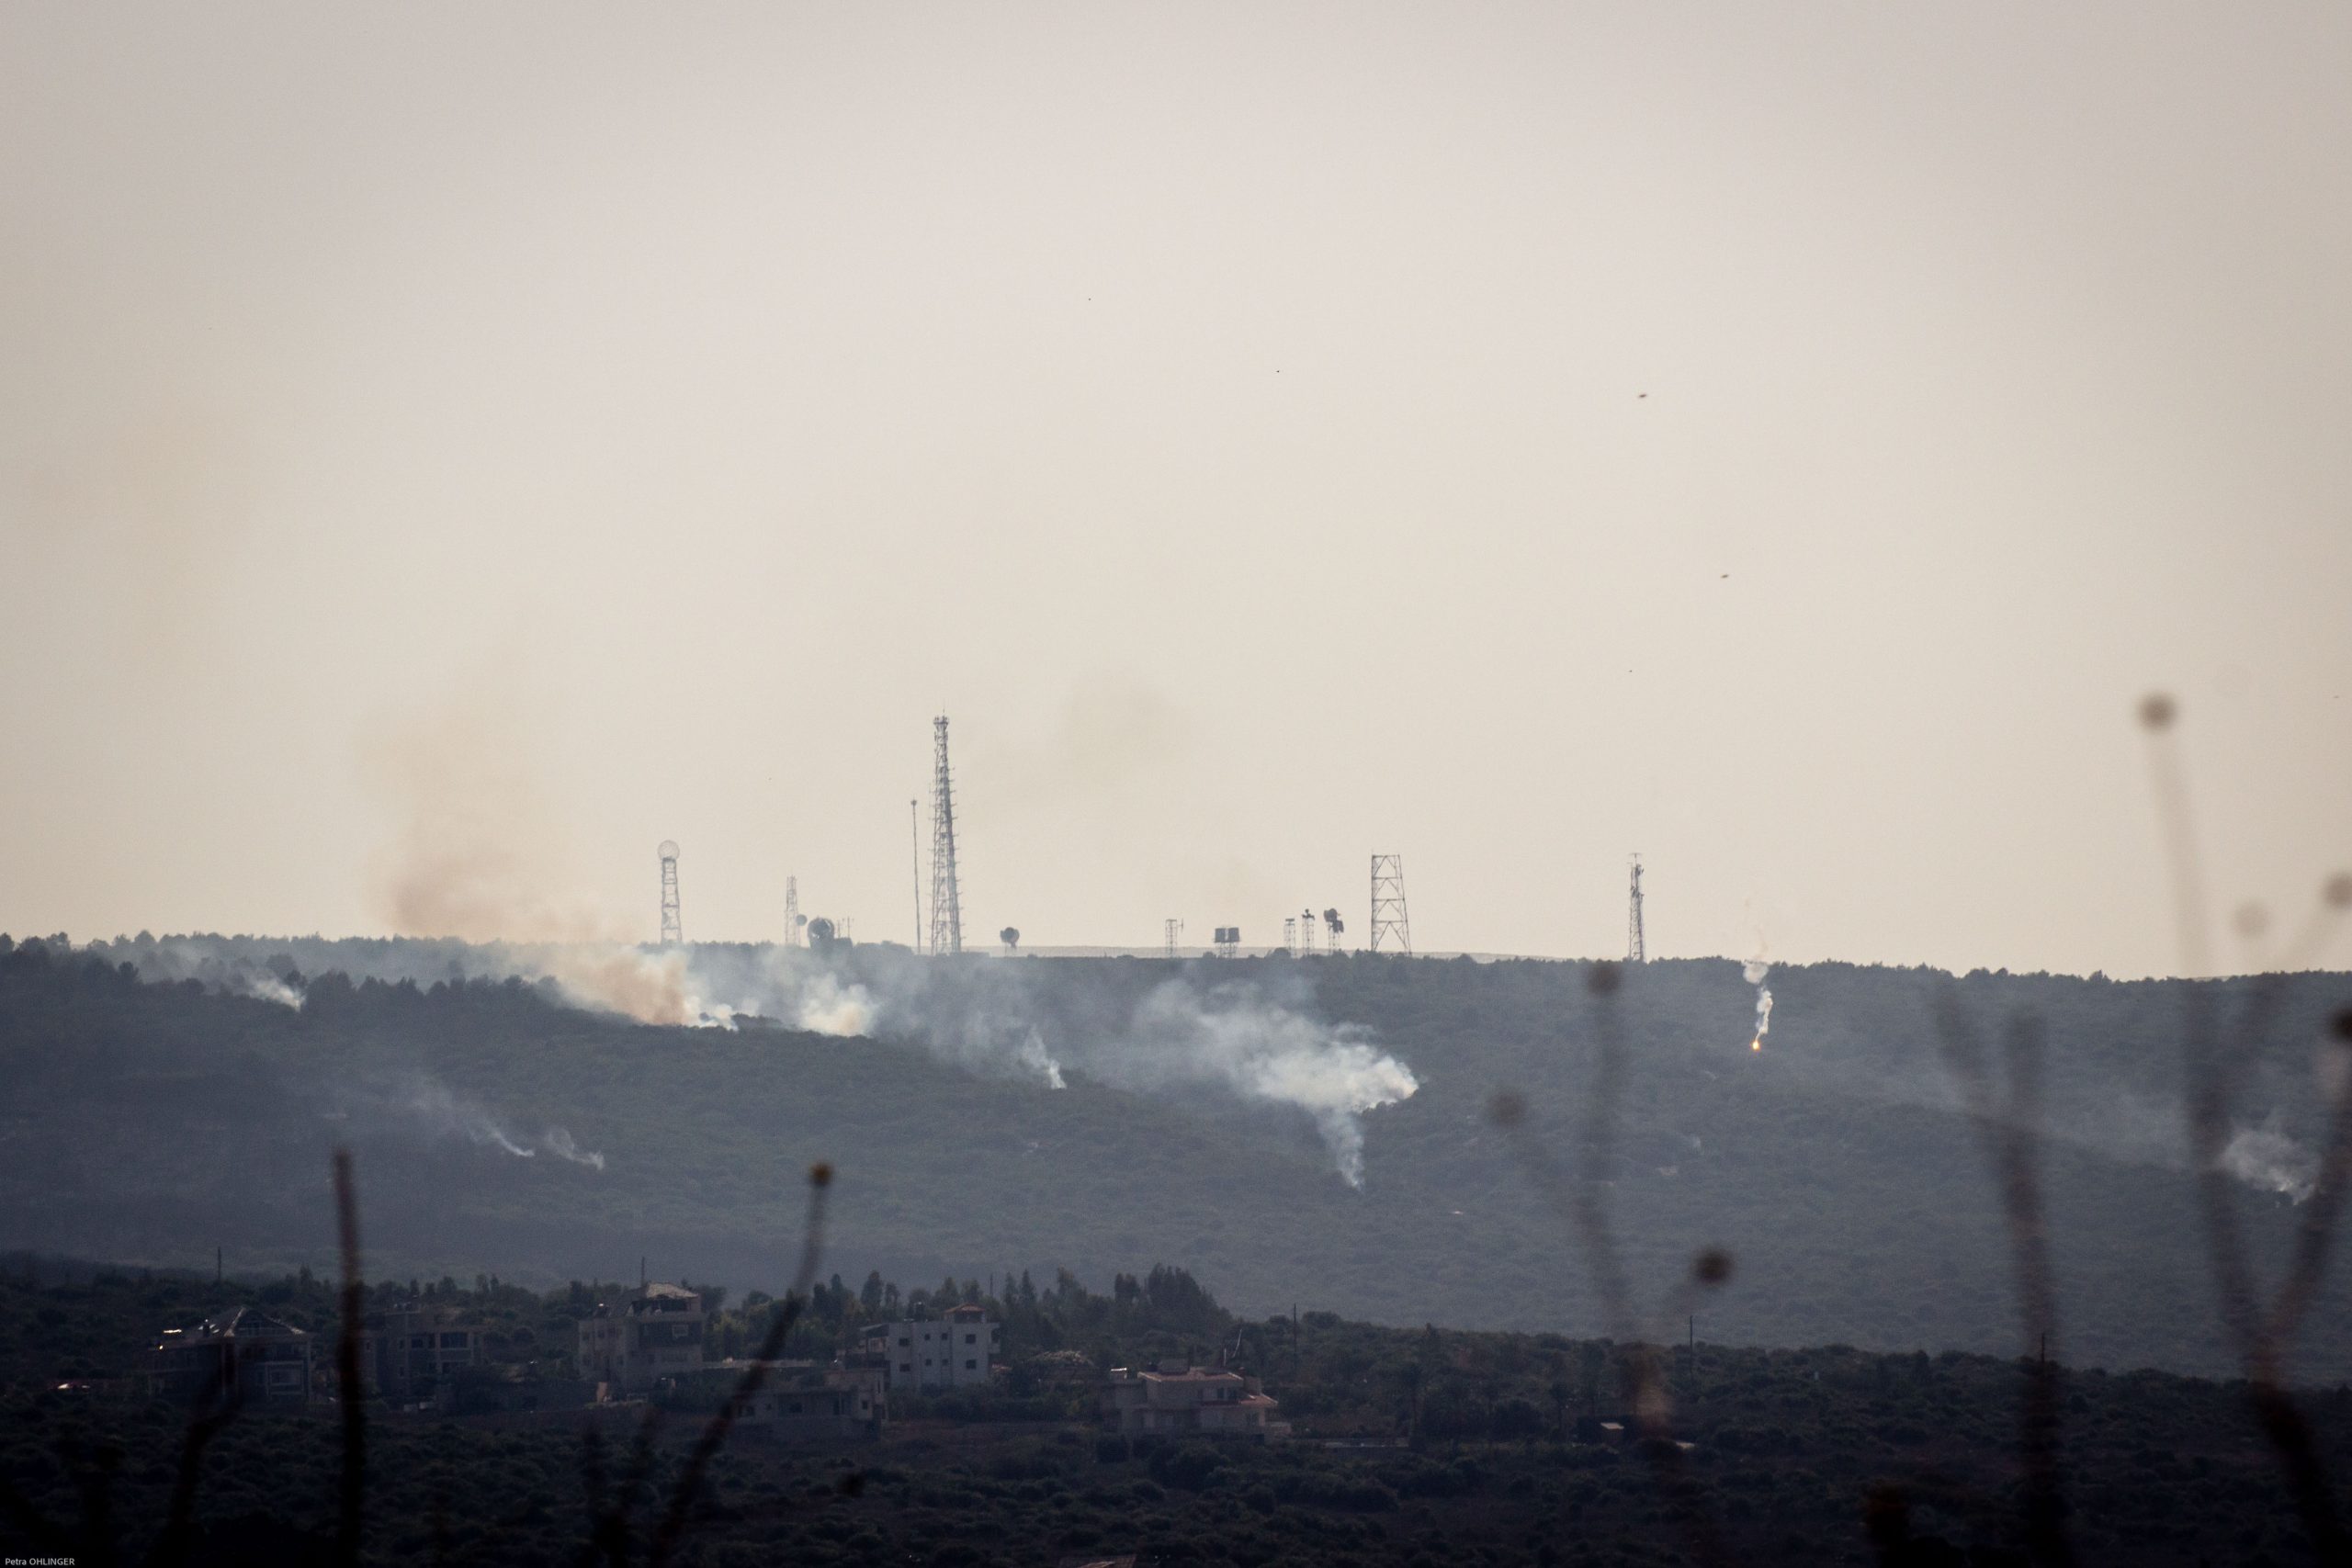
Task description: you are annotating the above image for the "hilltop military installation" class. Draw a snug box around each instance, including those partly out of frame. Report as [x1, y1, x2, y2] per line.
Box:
[638, 712, 1478, 964]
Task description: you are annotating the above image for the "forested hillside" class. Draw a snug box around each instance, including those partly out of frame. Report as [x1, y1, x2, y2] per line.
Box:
[2, 934, 2346, 1382]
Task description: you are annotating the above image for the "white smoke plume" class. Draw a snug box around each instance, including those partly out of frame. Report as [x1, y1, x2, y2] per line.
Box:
[623, 947, 1410, 1183]
[1744, 959, 1772, 1051]
[233, 971, 305, 1009]
[96, 931, 1415, 1184]
[406, 1083, 605, 1170]
[2220, 1118, 2319, 1203]
[1120, 979, 1417, 1185]
[94, 940, 310, 1009]
[794, 972, 878, 1037]
[540, 1126, 609, 1171]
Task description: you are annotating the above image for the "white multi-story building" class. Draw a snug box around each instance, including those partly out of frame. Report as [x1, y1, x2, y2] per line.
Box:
[865, 1303, 998, 1392]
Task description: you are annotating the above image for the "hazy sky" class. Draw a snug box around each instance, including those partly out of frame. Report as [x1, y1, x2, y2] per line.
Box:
[4, 5, 2347, 976]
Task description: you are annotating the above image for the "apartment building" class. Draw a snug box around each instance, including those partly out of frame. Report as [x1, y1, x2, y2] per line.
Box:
[864, 1303, 997, 1392]
[578, 1281, 706, 1393]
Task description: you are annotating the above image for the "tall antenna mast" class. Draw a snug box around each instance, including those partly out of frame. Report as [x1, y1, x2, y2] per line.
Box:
[1627, 853, 1646, 964]
[658, 840, 682, 947]
[928, 716, 963, 955]
[910, 797, 923, 952]
[784, 874, 800, 948]
[1369, 855, 1411, 954]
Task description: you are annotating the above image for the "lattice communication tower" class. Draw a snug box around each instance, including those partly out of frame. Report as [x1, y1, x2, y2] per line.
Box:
[658, 840, 682, 947]
[784, 874, 801, 947]
[1368, 854, 1411, 954]
[928, 716, 964, 955]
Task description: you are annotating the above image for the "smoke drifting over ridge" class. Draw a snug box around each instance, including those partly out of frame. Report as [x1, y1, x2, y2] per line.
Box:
[106, 925, 1419, 1186]
[659, 945, 1418, 1186]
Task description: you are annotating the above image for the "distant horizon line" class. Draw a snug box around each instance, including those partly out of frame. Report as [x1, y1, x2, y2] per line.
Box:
[8, 928, 2345, 985]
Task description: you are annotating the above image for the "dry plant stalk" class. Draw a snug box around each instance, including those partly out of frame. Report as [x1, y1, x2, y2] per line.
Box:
[1489, 960, 1738, 1568]
[1929, 998, 2075, 1567]
[2142, 693, 2352, 1559]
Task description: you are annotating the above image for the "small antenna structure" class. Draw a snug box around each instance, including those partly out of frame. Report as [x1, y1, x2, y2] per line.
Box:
[784, 874, 801, 948]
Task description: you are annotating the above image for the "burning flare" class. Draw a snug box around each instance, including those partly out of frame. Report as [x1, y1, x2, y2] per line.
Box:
[1744, 959, 1773, 1053]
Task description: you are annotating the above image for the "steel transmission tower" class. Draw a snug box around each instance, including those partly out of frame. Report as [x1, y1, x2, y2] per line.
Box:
[1368, 855, 1411, 954]
[1627, 854, 1646, 963]
[1164, 918, 1182, 959]
[928, 716, 964, 955]
[658, 840, 682, 946]
[784, 874, 801, 947]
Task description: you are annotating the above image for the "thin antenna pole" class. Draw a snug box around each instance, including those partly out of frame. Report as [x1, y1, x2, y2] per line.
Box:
[910, 797, 923, 952]
[1627, 854, 1646, 964]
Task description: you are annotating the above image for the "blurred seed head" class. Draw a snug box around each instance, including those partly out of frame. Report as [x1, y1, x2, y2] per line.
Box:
[2326, 873, 2352, 910]
[2138, 692, 2177, 731]
[1692, 1247, 1734, 1288]
[1487, 1089, 1528, 1129]
[2233, 903, 2270, 940]
[809, 1162, 833, 1188]
[2332, 1009, 2352, 1045]
[1588, 961, 1622, 997]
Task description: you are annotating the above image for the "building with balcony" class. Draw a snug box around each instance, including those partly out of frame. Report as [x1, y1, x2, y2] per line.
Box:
[1101, 1362, 1285, 1438]
[578, 1281, 706, 1393]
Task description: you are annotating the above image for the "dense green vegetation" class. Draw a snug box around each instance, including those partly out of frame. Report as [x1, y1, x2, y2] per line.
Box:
[5, 1260, 2349, 1565]
[2, 933, 2346, 1386]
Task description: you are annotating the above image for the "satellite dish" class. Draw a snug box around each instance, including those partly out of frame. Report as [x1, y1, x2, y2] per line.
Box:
[1001, 926, 1021, 952]
[806, 917, 836, 945]
[658, 840, 680, 861]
